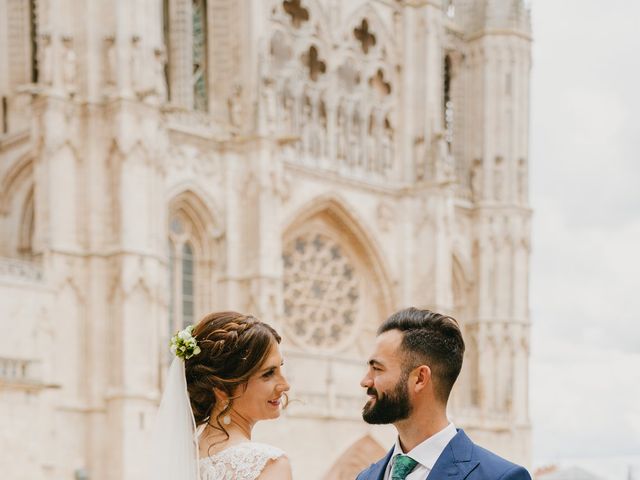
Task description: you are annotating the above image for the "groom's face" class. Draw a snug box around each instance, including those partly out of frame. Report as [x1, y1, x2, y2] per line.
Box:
[360, 329, 413, 424]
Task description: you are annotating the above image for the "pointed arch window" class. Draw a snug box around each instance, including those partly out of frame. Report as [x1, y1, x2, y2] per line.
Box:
[29, 0, 38, 82]
[162, 0, 171, 100]
[192, 0, 208, 111]
[18, 187, 35, 258]
[181, 242, 195, 328]
[5, 0, 33, 87]
[443, 54, 454, 152]
[168, 216, 198, 335]
[162, 0, 209, 111]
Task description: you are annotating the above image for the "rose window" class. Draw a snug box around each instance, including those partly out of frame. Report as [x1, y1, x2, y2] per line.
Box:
[283, 232, 360, 348]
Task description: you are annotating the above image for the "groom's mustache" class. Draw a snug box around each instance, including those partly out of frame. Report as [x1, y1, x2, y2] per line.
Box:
[367, 388, 378, 398]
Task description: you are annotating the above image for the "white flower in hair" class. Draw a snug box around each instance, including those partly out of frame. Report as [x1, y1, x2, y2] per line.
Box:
[170, 325, 201, 360]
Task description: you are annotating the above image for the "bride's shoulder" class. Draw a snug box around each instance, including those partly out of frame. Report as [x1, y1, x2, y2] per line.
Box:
[241, 441, 286, 458]
[199, 442, 290, 480]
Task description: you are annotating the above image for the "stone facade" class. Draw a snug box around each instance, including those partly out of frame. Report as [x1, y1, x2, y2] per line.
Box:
[0, 1, 532, 479]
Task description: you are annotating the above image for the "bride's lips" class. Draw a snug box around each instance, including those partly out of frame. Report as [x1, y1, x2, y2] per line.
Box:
[268, 397, 282, 407]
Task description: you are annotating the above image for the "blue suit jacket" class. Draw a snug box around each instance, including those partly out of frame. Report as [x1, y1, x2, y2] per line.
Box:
[355, 429, 531, 480]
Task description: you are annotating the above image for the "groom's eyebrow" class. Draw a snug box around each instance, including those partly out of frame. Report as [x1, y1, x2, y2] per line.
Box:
[368, 359, 384, 368]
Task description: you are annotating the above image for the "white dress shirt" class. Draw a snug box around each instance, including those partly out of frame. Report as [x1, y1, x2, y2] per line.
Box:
[383, 423, 457, 480]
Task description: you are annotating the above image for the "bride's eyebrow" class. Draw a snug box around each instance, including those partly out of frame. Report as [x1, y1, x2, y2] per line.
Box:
[260, 360, 284, 373]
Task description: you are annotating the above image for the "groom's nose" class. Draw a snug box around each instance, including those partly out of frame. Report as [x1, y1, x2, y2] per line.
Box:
[360, 374, 373, 389]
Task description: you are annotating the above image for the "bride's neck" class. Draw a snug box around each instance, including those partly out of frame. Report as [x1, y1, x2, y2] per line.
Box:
[201, 414, 254, 444]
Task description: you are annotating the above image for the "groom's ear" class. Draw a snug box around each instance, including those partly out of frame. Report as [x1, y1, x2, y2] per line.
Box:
[412, 365, 432, 394]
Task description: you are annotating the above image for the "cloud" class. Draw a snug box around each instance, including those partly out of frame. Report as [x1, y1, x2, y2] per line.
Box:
[531, 335, 640, 461]
[529, 0, 640, 466]
[530, 0, 640, 229]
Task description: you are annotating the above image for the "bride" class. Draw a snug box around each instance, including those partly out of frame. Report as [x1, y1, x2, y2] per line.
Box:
[150, 311, 292, 480]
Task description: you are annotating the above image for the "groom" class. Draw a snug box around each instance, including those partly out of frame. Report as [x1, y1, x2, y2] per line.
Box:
[356, 308, 531, 480]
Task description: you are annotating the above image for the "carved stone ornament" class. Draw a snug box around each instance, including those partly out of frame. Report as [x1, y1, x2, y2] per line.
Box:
[354, 19, 376, 54]
[283, 232, 360, 349]
[301, 45, 326, 82]
[283, 0, 309, 29]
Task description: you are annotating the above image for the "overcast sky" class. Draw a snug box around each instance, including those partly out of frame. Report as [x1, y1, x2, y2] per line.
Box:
[529, 0, 640, 473]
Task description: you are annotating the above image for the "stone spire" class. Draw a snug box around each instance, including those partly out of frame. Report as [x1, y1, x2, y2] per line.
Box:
[453, 0, 531, 36]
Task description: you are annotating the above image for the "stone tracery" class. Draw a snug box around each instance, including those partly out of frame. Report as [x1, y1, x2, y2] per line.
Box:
[264, 4, 397, 180]
[283, 231, 361, 349]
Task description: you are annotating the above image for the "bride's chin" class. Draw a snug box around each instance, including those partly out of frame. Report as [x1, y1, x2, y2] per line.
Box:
[267, 409, 282, 419]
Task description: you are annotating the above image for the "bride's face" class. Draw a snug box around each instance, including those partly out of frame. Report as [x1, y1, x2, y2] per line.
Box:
[232, 342, 289, 423]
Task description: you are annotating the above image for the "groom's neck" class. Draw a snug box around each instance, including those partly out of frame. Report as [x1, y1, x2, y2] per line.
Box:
[394, 405, 449, 452]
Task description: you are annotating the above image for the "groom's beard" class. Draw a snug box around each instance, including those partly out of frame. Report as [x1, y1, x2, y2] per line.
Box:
[362, 375, 412, 424]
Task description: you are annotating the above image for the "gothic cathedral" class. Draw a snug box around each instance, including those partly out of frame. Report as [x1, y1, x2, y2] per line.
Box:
[0, 1, 532, 479]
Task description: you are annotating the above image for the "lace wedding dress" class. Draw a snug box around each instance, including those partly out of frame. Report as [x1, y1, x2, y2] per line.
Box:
[199, 442, 286, 480]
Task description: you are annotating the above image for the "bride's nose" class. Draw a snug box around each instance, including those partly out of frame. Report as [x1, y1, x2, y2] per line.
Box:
[277, 376, 290, 393]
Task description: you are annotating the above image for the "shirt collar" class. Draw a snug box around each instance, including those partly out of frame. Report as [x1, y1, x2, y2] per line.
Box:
[391, 422, 457, 470]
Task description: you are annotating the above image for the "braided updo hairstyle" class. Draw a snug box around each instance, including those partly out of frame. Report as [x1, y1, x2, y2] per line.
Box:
[184, 311, 282, 433]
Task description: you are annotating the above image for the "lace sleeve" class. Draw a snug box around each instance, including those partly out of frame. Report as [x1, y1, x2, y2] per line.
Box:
[200, 443, 286, 480]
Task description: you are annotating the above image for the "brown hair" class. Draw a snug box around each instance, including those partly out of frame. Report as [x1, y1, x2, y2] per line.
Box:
[378, 307, 465, 404]
[184, 311, 282, 433]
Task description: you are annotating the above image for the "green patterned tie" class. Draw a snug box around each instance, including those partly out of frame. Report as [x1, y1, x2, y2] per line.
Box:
[391, 454, 418, 480]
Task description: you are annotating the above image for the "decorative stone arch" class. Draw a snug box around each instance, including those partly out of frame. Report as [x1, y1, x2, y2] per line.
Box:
[271, 0, 333, 41]
[342, 3, 399, 60]
[18, 186, 35, 257]
[451, 249, 475, 318]
[267, 0, 333, 88]
[450, 252, 479, 414]
[0, 152, 33, 214]
[322, 435, 387, 480]
[167, 186, 224, 337]
[282, 195, 395, 355]
[0, 153, 36, 259]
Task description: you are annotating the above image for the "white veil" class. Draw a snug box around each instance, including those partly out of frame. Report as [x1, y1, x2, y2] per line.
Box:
[149, 357, 200, 480]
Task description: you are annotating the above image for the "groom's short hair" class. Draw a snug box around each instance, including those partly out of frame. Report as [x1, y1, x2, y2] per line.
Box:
[378, 307, 465, 404]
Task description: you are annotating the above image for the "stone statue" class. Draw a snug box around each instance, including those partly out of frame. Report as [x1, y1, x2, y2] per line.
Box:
[471, 159, 483, 201]
[61, 36, 77, 95]
[431, 130, 454, 181]
[414, 135, 426, 181]
[517, 159, 528, 203]
[336, 105, 346, 162]
[319, 101, 328, 158]
[153, 47, 167, 101]
[39, 34, 54, 86]
[130, 36, 145, 97]
[381, 118, 394, 173]
[281, 90, 293, 135]
[227, 84, 244, 132]
[349, 110, 361, 167]
[366, 113, 377, 171]
[259, 77, 277, 133]
[103, 36, 116, 88]
[493, 157, 505, 201]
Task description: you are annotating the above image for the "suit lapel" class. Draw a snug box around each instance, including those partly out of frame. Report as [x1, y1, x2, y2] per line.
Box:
[369, 448, 394, 480]
[426, 429, 479, 480]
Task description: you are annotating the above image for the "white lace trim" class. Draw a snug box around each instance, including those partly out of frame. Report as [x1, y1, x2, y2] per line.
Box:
[199, 442, 285, 480]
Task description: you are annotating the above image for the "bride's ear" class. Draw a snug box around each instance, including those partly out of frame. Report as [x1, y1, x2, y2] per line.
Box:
[213, 387, 229, 405]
